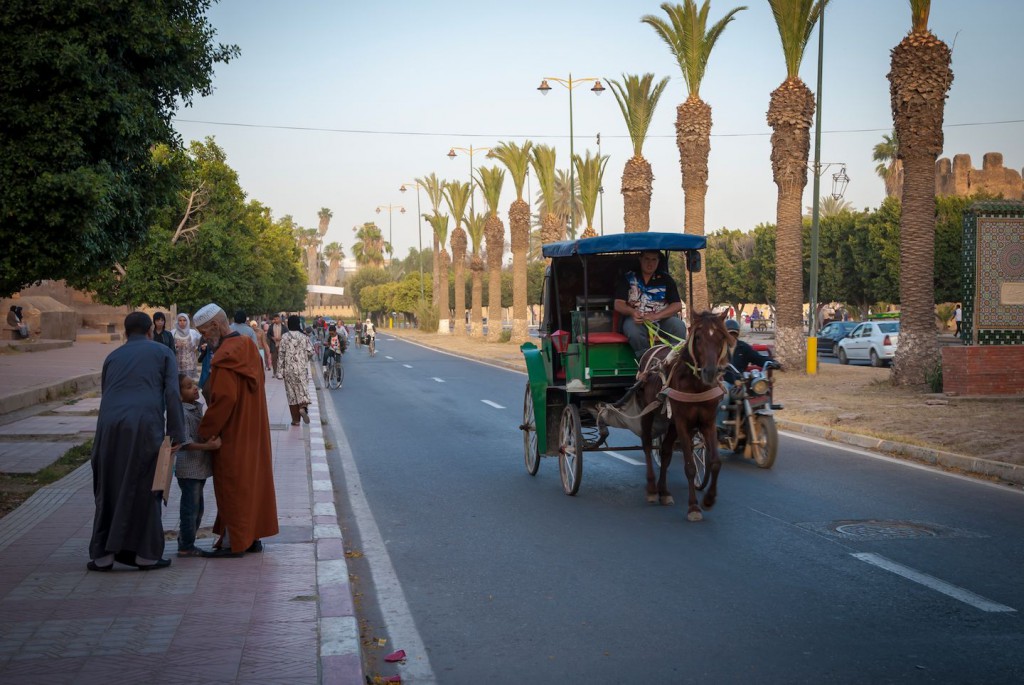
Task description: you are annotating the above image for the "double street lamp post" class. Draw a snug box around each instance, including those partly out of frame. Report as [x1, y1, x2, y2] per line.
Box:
[537, 74, 605, 237]
[399, 181, 425, 301]
[375, 204, 406, 267]
[446, 145, 491, 215]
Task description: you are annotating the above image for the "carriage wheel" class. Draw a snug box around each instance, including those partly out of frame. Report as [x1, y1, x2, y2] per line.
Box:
[522, 383, 540, 476]
[558, 405, 584, 496]
[749, 415, 778, 469]
[691, 433, 710, 491]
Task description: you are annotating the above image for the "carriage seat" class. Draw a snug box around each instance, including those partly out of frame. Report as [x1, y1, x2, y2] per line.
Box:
[573, 307, 628, 344]
[576, 331, 628, 344]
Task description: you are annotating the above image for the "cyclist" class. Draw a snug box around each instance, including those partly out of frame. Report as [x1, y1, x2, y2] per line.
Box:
[363, 318, 376, 354]
[323, 324, 344, 373]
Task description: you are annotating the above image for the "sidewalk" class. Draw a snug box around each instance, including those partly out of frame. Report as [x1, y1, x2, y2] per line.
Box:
[0, 343, 362, 684]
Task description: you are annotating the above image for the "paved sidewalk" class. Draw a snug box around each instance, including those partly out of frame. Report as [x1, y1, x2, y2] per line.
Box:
[0, 346, 362, 684]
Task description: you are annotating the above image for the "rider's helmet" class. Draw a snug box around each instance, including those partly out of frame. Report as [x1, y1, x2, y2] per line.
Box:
[725, 319, 741, 334]
[365, 318, 371, 324]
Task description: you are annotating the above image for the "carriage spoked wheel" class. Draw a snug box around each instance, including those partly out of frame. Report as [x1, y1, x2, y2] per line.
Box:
[558, 405, 584, 496]
[521, 383, 540, 476]
[651, 435, 709, 491]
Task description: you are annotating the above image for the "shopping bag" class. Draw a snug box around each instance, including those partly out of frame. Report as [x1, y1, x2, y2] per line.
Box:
[151, 437, 173, 505]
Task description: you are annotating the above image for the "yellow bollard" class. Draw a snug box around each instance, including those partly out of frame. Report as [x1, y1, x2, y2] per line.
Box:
[806, 337, 818, 374]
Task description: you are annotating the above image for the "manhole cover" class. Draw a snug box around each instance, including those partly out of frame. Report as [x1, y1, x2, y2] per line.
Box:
[796, 519, 986, 541]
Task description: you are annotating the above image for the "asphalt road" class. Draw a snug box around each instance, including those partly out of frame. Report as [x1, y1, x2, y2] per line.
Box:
[323, 337, 1024, 685]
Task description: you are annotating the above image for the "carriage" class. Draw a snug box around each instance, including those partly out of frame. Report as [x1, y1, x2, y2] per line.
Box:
[519, 232, 712, 496]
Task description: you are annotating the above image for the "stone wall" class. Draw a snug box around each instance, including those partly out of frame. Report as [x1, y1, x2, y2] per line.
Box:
[936, 153, 1023, 200]
[15, 280, 130, 329]
[1, 296, 79, 340]
[942, 345, 1024, 395]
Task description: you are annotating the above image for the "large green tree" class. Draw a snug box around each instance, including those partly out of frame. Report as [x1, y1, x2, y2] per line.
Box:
[0, 0, 238, 296]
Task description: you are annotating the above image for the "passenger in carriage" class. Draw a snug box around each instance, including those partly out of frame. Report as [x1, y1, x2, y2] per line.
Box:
[613, 250, 688, 359]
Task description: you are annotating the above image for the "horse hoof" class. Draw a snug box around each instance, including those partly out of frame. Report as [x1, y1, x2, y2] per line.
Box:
[686, 510, 703, 522]
[646, 494, 658, 504]
[659, 495, 674, 506]
[702, 496, 716, 509]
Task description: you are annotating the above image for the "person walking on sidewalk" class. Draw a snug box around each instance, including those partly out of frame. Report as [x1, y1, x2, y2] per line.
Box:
[251, 320, 272, 372]
[174, 374, 221, 557]
[192, 303, 279, 557]
[173, 312, 201, 381]
[152, 311, 175, 353]
[230, 309, 259, 346]
[267, 314, 285, 378]
[279, 314, 314, 426]
[88, 311, 185, 572]
[954, 303, 962, 336]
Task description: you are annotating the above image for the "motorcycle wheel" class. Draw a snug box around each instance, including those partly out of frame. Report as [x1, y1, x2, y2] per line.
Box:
[749, 415, 778, 469]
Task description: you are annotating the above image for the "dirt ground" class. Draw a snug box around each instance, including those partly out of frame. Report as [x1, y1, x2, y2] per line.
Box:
[385, 328, 1023, 466]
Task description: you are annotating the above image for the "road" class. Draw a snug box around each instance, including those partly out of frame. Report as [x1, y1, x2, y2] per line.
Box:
[323, 337, 1024, 684]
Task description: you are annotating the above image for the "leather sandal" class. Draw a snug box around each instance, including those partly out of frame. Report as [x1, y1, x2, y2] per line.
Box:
[201, 547, 244, 558]
[87, 561, 113, 572]
[136, 558, 172, 571]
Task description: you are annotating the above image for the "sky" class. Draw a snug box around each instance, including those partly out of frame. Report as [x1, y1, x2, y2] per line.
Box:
[173, 0, 1024, 263]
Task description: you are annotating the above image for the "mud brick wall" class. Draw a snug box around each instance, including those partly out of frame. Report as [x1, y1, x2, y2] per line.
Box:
[942, 345, 1024, 395]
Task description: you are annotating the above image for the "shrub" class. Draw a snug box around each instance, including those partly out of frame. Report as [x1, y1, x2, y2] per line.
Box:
[414, 302, 439, 332]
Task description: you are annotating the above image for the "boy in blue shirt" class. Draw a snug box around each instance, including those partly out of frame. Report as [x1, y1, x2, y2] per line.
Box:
[175, 374, 221, 557]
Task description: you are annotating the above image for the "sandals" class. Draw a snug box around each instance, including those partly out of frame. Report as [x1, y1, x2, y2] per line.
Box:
[87, 560, 113, 572]
[299, 407, 310, 424]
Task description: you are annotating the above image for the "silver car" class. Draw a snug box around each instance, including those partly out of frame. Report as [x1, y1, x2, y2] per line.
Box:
[837, 320, 900, 367]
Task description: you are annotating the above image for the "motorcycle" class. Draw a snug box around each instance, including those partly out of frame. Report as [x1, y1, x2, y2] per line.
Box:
[712, 360, 782, 469]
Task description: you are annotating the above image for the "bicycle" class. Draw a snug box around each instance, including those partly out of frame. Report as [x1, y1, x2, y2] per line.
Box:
[367, 336, 375, 357]
[323, 354, 344, 389]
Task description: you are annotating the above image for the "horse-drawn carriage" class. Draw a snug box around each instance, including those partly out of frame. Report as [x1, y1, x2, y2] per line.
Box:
[519, 232, 779, 521]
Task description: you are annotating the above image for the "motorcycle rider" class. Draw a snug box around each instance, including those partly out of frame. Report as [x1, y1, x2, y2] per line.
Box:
[723, 319, 773, 387]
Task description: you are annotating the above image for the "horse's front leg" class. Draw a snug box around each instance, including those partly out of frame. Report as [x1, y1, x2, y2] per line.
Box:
[641, 414, 658, 504]
[657, 423, 676, 506]
[701, 410, 722, 510]
[675, 421, 702, 522]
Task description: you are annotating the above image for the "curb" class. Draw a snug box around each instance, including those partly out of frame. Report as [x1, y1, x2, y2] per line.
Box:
[0, 372, 102, 416]
[306, 373, 365, 685]
[778, 419, 1024, 487]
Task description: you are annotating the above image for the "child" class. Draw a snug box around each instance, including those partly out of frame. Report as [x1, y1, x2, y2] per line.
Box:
[175, 374, 221, 557]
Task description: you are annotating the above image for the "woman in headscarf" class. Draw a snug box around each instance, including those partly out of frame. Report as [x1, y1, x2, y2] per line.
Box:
[173, 313, 201, 381]
[152, 312, 175, 352]
[278, 314, 314, 425]
[251, 320, 272, 373]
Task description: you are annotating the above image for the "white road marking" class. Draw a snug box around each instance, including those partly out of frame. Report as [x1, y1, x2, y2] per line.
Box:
[319, 391, 437, 682]
[481, 400, 505, 409]
[782, 431, 1024, 495]
[603, 451, 644, 466]
[432, 377, 445, 383]
[852, 552, 1016, 613]
[385, 355, 394, 360]
[403, 364, 413, 368]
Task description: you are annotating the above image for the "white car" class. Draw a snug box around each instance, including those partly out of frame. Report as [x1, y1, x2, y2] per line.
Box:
[836, 320, 900, 367]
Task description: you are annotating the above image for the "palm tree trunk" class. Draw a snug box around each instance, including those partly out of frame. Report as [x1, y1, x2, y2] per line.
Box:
[432, 232, 440, 307]
[621, 156, 653, 233]
[486, 215, 505, 342]
[451, 227, 467, 337]
[580, 224, 597, 239]
[678, 97, 711, 315]
[767, 78, 815, 372]
[509, 199, 530, 343]
[470, 257, 484, 339]
[437, 250, 451, 334]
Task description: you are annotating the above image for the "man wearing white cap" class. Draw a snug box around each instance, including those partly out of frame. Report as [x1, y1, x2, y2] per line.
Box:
[192, 304, 279, 557]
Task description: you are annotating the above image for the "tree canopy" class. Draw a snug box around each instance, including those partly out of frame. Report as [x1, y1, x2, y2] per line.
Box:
[0, 0, 239, 297]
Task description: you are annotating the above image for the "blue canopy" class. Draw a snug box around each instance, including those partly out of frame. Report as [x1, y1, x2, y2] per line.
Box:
[542, 231, 706, 258]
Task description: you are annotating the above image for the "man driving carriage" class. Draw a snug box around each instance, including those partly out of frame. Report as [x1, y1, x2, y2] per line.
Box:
[613, 250, 688, 359]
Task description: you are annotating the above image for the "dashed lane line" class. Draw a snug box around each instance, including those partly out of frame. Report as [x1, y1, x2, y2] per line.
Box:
[432, 377, 445, 383]
[385, 355, 394, 360]
[852, 552, 1016, 613]
[403, 364, 412, 368]
[603, 451, 645, 466]
[481, 400, 505, 409]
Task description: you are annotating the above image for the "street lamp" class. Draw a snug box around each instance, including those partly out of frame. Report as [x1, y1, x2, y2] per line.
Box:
[446, 145, 492, 216]
[597, 132, 605, 236]
[537, 74, 605, 238]
[375, 204, 406, 266]
[399, 181, 425, 301]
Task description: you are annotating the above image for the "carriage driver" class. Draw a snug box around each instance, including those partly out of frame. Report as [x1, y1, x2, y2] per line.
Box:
[613, 250, 688, 359]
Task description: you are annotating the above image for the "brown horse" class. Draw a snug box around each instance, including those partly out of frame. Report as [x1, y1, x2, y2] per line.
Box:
[640, 311, 730, 521]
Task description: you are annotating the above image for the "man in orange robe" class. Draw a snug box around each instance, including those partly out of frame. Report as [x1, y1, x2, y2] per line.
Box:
[193, 304, 279, 557]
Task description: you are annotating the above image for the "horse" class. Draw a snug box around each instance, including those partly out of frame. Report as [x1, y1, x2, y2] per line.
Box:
[639, 311, 730, 522]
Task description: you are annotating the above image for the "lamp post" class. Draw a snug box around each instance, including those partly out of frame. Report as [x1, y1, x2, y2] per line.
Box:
[399, 181, 425, 301]
[375, 204, 406, 267]
[807, 2, 851, 342]
[597, 132, 605, 236]
[537, 74, 605, 238]
[446, 145, 491, 216]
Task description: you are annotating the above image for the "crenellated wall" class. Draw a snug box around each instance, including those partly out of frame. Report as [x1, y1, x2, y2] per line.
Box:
[936, 153, 1023, 200]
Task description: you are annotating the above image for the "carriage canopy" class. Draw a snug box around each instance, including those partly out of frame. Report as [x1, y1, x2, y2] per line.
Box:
[542, 232, 707, 258]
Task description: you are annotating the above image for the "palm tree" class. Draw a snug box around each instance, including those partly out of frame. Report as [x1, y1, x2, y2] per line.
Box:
[443, 180, 471, 336]
[642, 0, 746, 313]
[888, 0, 953, 385]
[530, 144, 562, 248]
[425, 213, 451, 334]
[873, 130, 903, 199]
[351, 222, 387, 268]
[317, 207, 333, 237]
[765, 0, 826, 373]
[478, 165, 506, 342]
[418, 172, 446, 306]
[491, 141, 533, 343]
[607, 73, 670, 233]
[553, 169, 583, 239]
[806, 195, 852, 218]
[574, 150, 609, 239]
[465, 209, 486, 339]
[322, 241, 345, 305]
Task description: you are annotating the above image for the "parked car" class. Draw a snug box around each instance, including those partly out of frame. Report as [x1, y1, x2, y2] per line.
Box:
[836, 320, 901, 367]
[815, 321, 859, 356]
